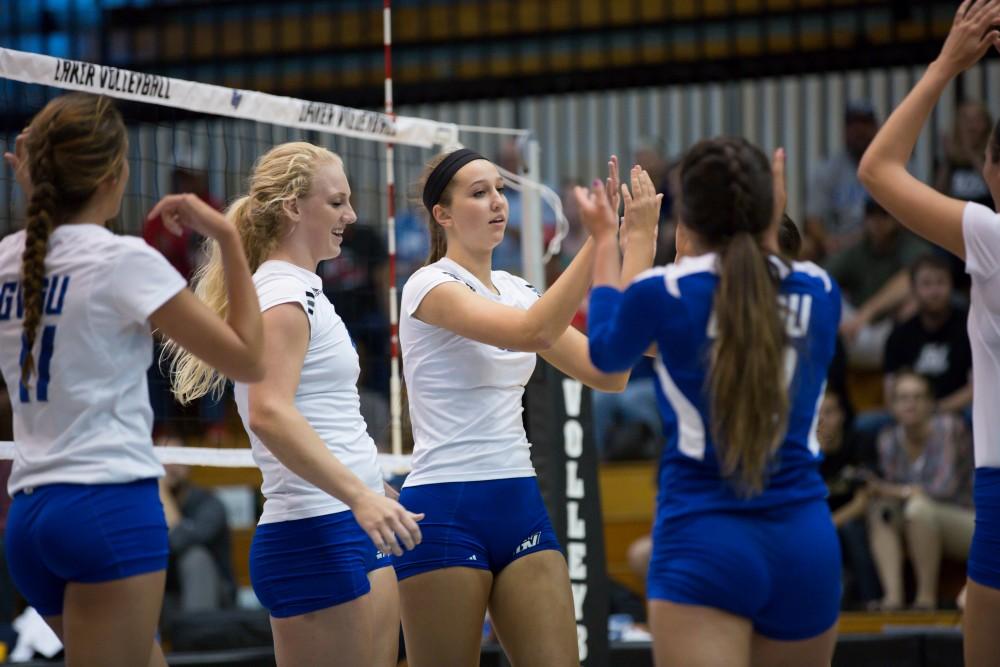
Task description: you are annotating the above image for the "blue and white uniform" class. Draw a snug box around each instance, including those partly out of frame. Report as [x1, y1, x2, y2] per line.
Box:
[0, 224, 187, 616]
[960, 202, 1000, 590]
[588, 253, 842, 640]
[233, 260, 388, 618]
[394, 258, 561, 579]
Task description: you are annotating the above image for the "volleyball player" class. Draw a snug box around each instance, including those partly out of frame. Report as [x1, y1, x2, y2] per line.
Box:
[0, 92, 265, 667]
[581, 139, 841, 667]
[394, 149, 659, 667]
[168, 142, 422, 667]
[857, 2, 1000, 663]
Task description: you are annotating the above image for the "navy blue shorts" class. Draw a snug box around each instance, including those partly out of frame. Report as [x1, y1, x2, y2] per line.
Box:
[647, 499, 841, 641]
[969, 467, 1000, 590]
[393, 477, 561, 581]
[249, 510, 392, 618]
[5, 478, 168, 617]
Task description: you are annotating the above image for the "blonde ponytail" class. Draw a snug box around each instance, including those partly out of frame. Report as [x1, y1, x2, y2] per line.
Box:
[165, 142, 341, 403]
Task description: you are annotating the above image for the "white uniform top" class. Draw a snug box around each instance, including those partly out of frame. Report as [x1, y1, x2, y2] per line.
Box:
[233, 260, 383, 525]
[963, 202, 1000, 468]
[400, 257, 540, 487]
[0, 224, 186, 494]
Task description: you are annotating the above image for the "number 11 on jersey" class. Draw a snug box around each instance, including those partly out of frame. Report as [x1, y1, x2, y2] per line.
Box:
[19, 325, 56, 403]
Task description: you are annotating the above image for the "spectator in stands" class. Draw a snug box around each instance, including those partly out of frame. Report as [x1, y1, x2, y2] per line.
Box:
[935, 100, 993, 292]
[317, 222, 392, 447]
[159, 463, 235, 620]
[144, 162, 227, 444]
[633, 138, 672, 223]
[318, 222, 390, 397]
[491, 139, 558, 273]
[826, 199, 930, 369]
[936, 100, 994, 208]
[394, 205, 431, 289]
[0, 379, 18, 635]
[816, 389, 882, 609]
[884, 254, 972, 415]
[803, 101, 879, 261]
[867, 371, 974, 610]
[492, 140, 526, 272]
[592, 356, 662, 461]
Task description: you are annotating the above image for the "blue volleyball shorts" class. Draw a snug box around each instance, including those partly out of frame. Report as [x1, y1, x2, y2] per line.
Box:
[249, 509, 392, 618]
[969, 467, 1000, 590]
[647, 499, 841, 641]
[5, 478, 168, 617]
[393, 477, 562, 581]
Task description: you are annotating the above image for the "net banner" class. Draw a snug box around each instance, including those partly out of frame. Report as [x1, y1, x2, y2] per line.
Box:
[0, 48, 458, 149]
[525, 362, 610, 666]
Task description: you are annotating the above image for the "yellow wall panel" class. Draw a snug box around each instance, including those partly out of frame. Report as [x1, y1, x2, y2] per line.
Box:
[309, 14, 334, 49]
[280, 16, 304, 52]
[516, 2, 544, 32]
[608, 2, 635, 25]
[487, 1, 513, 35]
[162, 23, 186, 59]
[192, 24, 214, 58]
[394, 8, 421, 41]
[547, 0, 574, 30]
[639, 2, 667, 22]
[456, 3, 481, 38]
[579, 0, 604, 28]
[427, 5, 451, 40]
[251, 19, 274, 54]
[458, 59, 485, 79]
[337, 12, 365, 48]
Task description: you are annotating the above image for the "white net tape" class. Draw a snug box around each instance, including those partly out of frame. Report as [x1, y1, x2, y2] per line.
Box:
[0, 47, 458, 148]
[0, 442, 412, 478]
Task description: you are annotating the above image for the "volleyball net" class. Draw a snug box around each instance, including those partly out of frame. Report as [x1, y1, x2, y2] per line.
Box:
[0, 46, 570, 459]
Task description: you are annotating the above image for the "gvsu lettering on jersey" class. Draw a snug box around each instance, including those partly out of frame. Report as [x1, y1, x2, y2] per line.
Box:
[0, 275, 71, 321]
[706, 293, 813, 339]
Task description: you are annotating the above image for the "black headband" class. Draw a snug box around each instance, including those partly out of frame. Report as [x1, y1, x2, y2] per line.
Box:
[422, 148, 486, 214]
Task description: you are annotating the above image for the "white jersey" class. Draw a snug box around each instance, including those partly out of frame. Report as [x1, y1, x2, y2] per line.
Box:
[233, 260, 383, 525]
[400, 257, 540, 487]
[963, 202, 1000, 468]
[0, 224, 186, 494]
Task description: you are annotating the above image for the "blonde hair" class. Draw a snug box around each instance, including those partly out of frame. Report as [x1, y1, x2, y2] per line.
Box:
[20, 93, 126, 390]
[166, 141, 342, 403]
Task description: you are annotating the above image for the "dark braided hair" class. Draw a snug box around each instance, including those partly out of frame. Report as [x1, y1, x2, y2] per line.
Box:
[680, 137, 788, 496]
[19, 93, 126, 390]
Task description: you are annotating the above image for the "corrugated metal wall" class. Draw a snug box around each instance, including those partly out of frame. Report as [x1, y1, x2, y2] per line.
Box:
[404, 60, 1000, 223]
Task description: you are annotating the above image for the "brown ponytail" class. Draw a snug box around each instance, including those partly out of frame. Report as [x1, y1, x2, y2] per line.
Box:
[19, 93, 126, 390]
[680, 137, 788, 495]
[412, 152, 456, 265]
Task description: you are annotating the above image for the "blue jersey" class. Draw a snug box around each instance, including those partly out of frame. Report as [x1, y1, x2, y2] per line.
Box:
[588, 253, 841, 520]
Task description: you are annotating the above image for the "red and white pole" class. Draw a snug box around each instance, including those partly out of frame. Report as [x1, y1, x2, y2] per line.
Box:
[384, 0, 402, 458]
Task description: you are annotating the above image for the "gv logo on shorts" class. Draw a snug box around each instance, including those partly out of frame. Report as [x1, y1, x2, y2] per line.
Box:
[514, 531, 541, 556]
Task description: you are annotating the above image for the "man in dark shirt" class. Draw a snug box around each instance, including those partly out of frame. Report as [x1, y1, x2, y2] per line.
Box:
[317, 222, 389, 394]
[160, 464, 235, 618]
[883, 254, 972, 413]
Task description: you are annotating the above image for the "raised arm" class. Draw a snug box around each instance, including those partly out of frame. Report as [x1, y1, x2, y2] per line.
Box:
[148, 194, 265, 383]
[858, 0, 1000, 259]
